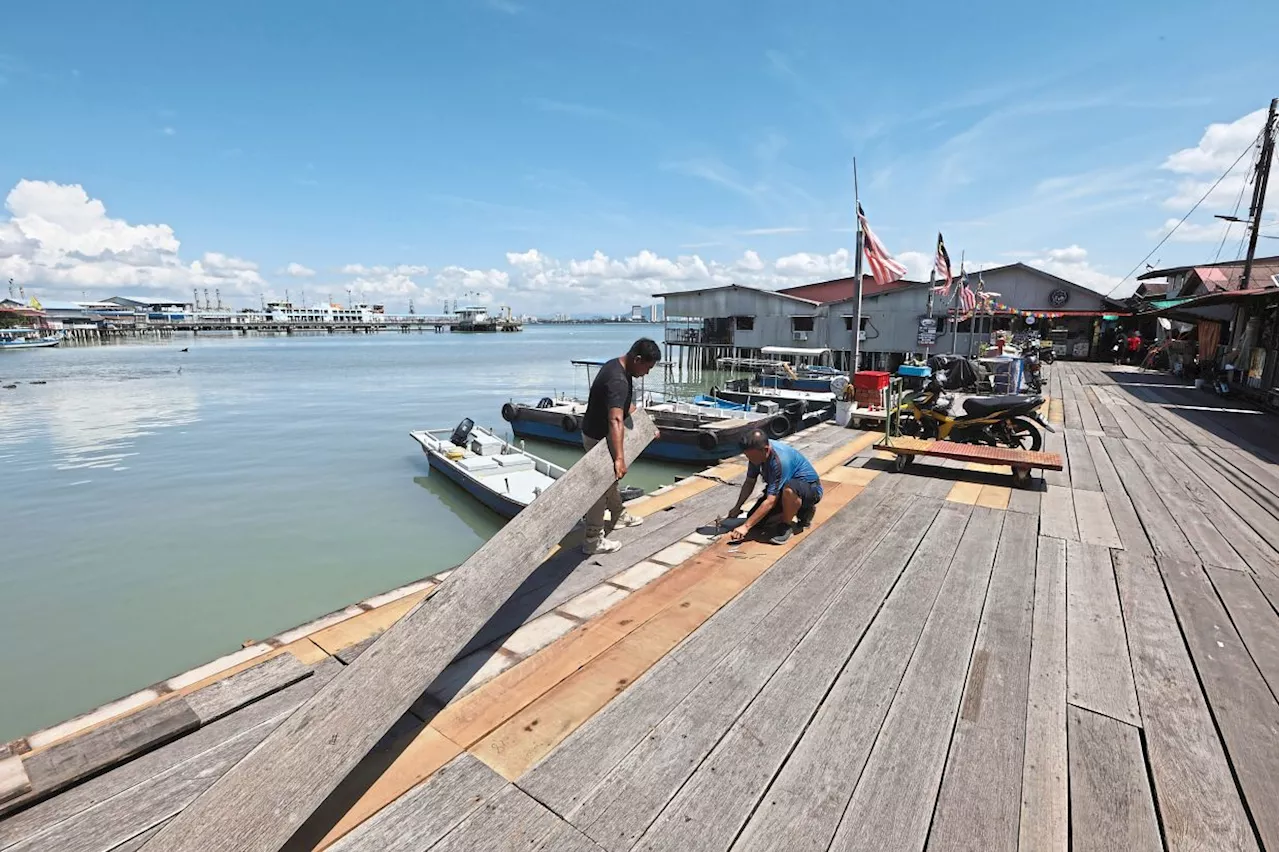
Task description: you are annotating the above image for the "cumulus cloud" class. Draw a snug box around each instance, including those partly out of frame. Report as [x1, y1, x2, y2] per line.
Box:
[1161, 108, 1278, 212]
[1026, 245, 1120, 292]
[894, 251, 935, 282]
[1147, 218, 1241, 243]
[283, 262, 316, 277]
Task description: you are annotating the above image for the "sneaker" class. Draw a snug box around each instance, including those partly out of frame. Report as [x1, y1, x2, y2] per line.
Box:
[614, 510, 644, 528]
[583, 534, 622, 555]
[769, 523, 794, 545]
[795, 505, 816, 531]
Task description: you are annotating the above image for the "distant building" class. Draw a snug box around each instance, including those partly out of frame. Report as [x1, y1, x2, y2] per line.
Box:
[630, 305, 643, 321]
[647, 303, 664, 323]
[1136, 255, 1278, 300]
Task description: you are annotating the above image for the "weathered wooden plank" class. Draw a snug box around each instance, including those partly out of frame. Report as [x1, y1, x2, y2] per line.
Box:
[1042, 430, 1070, 487]
[141, 412, 659, 852]
[1066, 541, 1140, 726]
[1074, 388, 1105, 435]
[0, 758, 29, 806]
[1063, 431, 1101, 492]
[109, 822, 168, 852]
[1159, 558, 1279, 851]
[1205, 446, 1280, 500]
[1018, 537, 1068, 852]
[1006, 481, 1043, 515]
[1178, 447, 1280, 544]
[1100, 438, 1193, 563]
[183, 653, 311, 724]
[579, 502, 942, 851]
[1084, 386, 1126, 438]
[1258, 572, 1280, 612]
[926, 512, 1038, 851]
[726, 505, 973, 852]
[516, 491, 914, 816]
[20, 698, 200, 806]
[1066, 706, 1162, 852]
[425, 784, 564, 852]
[1209, 566, 1279, 698]
[0, 661, 340, 851]
[823, 509, 1004, 852]
[1039, 485, 1078, 541]
[1112, 551, 1256, 851]
[324, 754, 506, 852]
[1072, 489, 1122, 550]
[1085, 436, 1152, 555]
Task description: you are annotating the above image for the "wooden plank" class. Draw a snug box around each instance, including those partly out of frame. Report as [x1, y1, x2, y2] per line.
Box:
[309, 590, 435, 656]
[976, 484, 1011, 510]
[1063, 431, 1102, 492]
[1006, 483, 1043, 516]
[109, 823, 168, 852]
[1085, 436, 1152, 556]
[1112, 551, 1256, 850]
[323, 754, 505, 852]
[1066, 541, 1140, 726]
[1074, 389, 1105, 435]
[1206, 446, 1280, 499]
[1018, 537, 1068, 852]
[726, 505, 973, 852]
[142, 411, 659, 852]
[926, 512, 1039, 851]
[20, 698, 200, 805]
[1043, 429, 1069, 487]
[424, 783, 565, 852]
[1177, 447, 1279, 547]
[1072, 489, 1122, 549]
[1159, 558, 1279, 851]
[1039, 485, 1078, 541]
[1209, 566, 1279, 698]
[823, 509, 1004, 852]
[946, 480, 984, 505]
[1100, 438, 1194, 563]
[1084, 386, 1126, 438]
[184, 654, 311, 724]
[574, 502, 941, 850]
[0, 757, 29, 806]
[1066, 706, 1162, 852]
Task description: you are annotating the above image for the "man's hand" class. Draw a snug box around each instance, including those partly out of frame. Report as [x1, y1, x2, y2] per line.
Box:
[654, 427, 661, 439]
[614, 456, 628, 480]
[729, 527, 747, 543]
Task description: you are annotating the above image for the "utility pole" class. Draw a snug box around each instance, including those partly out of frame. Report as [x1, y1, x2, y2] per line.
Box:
[1240, 96, 1277, 291]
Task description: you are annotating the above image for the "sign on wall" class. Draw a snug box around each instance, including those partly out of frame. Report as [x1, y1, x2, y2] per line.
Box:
[917, 316, 938, 346]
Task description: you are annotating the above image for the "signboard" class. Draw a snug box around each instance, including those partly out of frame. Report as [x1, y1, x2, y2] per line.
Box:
[917, 316, 938, 346]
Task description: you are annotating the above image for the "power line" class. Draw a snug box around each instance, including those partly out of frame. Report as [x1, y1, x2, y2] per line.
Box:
[1106, 132, 1261, 297]
[1213, 145, 1255, 264]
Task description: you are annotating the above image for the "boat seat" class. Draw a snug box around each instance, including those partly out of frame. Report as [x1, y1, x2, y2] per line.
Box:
[962, 394, 1043, 416]
[493, 455, 536, 472]
[457, 456, 501, 473]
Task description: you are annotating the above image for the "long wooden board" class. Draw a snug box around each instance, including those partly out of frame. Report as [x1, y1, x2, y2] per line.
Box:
[1066, 706, 1161, 851]
[1065, 541, 1140, 726]
[1208, 566, 1279, 698]
[140, 411, 658, 852]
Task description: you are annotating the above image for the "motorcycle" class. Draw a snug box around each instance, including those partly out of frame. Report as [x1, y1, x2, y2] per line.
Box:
[1021, 348, 1043, 394]
[894, 375, 1053, 458]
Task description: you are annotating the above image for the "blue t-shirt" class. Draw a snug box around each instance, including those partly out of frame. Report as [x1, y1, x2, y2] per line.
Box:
[747, 440, 821, 496]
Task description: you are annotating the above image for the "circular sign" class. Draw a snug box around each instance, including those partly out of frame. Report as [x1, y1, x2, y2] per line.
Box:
[1025, 315, 1036, 325]
[1049, 288, 1070, 307]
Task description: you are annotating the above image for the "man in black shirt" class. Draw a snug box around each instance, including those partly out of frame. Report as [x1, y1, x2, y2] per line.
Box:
[581, 337, 661, 554]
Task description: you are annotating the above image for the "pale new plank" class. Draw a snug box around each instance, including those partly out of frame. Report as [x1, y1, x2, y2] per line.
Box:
[184, 653, 311, 724]
[1066, 706, 1162, 852]
[1039, 485, 1078, 541]
[1072, 489, 1122, 549]
[0, 757, 29, 806]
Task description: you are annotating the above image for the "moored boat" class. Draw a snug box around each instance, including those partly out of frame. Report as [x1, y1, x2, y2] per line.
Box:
[0, 327, 61, 350]
[410, 420, 562, 519]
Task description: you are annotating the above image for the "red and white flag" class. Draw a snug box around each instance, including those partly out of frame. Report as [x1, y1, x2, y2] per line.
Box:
[857, 204, 907, 287]
[932, 233, 952, 295]
[958, 275, 977, 317]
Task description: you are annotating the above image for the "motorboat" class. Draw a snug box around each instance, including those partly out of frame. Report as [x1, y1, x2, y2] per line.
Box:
[410, 420, 562, 519]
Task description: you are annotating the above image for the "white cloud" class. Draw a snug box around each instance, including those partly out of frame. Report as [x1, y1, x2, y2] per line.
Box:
[1026, 245, 1120, 292]
[284, 262, 316, 277]
[774, 248, 852, 278]
[1161, 108, 1277, 212]
[1163, 109, 1267, 175]
[1046, 244, 1088, 264]
[894, 250, 935, 281]
[1147, 218, 1241, 243]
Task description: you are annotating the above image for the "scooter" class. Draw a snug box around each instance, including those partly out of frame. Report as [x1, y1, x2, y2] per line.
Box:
[895, 375, 1053, 452]
[1022, 348, 1043, 394]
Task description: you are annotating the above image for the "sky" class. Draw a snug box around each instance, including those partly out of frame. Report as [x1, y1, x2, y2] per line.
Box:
[1, 0, 1277, 315]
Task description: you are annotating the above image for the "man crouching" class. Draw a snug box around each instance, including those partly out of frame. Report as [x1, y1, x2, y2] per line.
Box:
[726, 428, 823, 545]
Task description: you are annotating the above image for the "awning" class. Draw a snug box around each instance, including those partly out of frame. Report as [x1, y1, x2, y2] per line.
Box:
[1137, 286, 1278, 319]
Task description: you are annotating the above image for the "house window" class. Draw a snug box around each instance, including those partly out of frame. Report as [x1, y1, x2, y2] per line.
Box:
[792, 316, 814, 332]
[734, 316, 754, 331]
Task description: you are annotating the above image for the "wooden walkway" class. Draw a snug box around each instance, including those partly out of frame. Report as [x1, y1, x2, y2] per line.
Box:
[1, 363, 1276, 851]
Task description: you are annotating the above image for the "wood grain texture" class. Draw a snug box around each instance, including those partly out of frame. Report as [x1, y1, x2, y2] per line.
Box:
[184, 653, 311, 724]
[140, 411, 658, 852]
[825, 508, 1004, 852]
[1159, 558, 1278, 852]
[1039, 485, 1078, 541]
[1084, 436, 1152, 556]
[424, 783, 564, 852]
[1018, 536, 1068, 852]
[0, 757, 29, 806]
[729, 505, 974, 852]
[1112, 550, 1256, 851]
[1064, 431, 1102, 492]
[1066, 706, 1162, 852]
[1174, 446, 1279, 548]
[1071, 489, 1122, 549]
[1043, 430, 1069, 487]
[1100, 439, 1194, 562]
[1065, 541, 1140, 726]
[1208, 566, 1279, 699]
[927, 512, 1038, 852]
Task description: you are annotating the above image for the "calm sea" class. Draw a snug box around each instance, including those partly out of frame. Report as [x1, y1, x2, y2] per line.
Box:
[0, 324, 731, 741]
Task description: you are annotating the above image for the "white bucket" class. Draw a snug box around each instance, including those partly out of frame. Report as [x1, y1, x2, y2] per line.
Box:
[835, 400, 854, 428]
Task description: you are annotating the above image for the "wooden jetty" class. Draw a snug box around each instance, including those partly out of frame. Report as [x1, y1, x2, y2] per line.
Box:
[0, 361, 1275, 851]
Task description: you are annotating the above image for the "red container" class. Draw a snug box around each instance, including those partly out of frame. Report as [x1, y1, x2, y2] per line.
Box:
[854, 370, 891, 391]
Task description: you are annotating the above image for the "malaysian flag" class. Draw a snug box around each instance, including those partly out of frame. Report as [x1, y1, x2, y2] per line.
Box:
[958, 273, 977, 318]
[931, 233, 952, 295]
[856, 204, 907, 287]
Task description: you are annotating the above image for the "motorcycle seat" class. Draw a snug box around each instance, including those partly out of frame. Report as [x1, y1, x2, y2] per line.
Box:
[962, 394, 1044, 417]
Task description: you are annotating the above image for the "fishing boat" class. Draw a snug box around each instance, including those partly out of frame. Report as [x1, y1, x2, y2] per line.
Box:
[410, 420, 563, 519]
[710, 377, 836, 414]
[452, 305, 522, 333]
[0, 327, 61, 350]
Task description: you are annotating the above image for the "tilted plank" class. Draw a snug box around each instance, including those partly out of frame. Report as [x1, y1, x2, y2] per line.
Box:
[1084, 436, 1152, 555]
[1043, 430, 1069, 487]
[1112, 551, 1256, 851]
[825, 509, 1004, 852]
[141, 412, 658, 852]
[728, 505, 973, 852]
[1209, 566, 1279, 698]
[927, 512, 1038, 852]
[184, 653, 311, 724]
[1039, 485, 1078, 541]
[1018, 537, 1068, 852]
[1067, 706, 1162, 852]
[1159, 558, 1279, 852]
[1065, 541, 1140, 726]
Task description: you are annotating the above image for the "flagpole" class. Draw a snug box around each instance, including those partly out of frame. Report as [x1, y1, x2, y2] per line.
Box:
[924, 270, 935, 361]
[850, 158, 864, 378]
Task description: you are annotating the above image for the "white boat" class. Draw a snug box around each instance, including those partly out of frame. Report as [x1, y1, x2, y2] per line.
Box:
[0, 327, 60, 350]
[410, 420, 563, 518]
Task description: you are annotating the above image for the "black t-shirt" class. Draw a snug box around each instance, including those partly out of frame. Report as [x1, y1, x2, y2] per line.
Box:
[582, 358, 632, 440]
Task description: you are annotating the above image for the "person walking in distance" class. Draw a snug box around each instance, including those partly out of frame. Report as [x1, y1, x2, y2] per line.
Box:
[580, 338, 662, 554]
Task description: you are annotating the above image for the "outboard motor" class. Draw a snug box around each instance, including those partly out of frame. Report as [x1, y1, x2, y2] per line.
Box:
[450, 418, 475, 447]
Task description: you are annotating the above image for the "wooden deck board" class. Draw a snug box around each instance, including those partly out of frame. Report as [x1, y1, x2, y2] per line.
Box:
[1066, 706, 1162, 852]
[1099, 438, 1194, 563]
[1063, 431, 1101, 492]
[1039, 485, 1078, 542]
[1208, 566, 1279, 699]
[1085, 436, 1152, 556]
[1065, 541, 1140, 726]
[1071, 489, 1122, 550]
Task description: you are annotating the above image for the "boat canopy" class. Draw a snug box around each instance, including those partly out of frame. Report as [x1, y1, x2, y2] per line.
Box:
[570, 358, 675, 368]
[760, 346, 832, 358]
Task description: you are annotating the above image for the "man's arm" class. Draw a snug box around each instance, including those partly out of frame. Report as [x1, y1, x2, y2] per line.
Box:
[738, 491, 777, 536]
[607, 406, 627, 479]
[728, 475, 758, 517]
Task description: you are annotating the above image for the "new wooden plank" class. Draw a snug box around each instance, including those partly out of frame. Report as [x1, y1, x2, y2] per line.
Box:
[1039, 485, 1078, 541]
[946, 480, 984, 505]
[824, 509, 1004, 852]
[1112, 551, 1256, 851]
[1066, 706, 1162, 852]
[1159, 558, 1279, 852]
[1066, 541, 1140, 726]
[1209, 566, 1279, 698]
[976, 484, 1012, 510]
[1100, 438, 1193, 563]
[577, 502, 942, 851]
[309, 589, 434, 656]
[1018, 537, 1068, 852]
[1072, 489, 1122, 549]
[323, 754, 506, 852]
[726, 505, 974, 852]
[1063, 431, 1101, 492]
[0, 758, 29, 806]
[926, 512, 1039, 852]
[517, 491, 914, 816]
[141, 411, 659, 852]
[184, 653, 311, 724]
[0, 662, 340, 851]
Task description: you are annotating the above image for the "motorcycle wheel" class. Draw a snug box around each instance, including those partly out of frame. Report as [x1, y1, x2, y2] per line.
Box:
[1003, 417, 1043, 452]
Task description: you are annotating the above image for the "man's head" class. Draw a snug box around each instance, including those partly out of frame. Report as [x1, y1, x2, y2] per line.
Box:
[738, 428, 771, 465]
[624, 338, 662, 378]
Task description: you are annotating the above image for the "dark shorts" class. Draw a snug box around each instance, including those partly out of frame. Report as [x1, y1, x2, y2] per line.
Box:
[750, 477, 823, 520]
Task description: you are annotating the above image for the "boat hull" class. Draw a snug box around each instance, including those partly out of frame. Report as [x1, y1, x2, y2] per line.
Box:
[714, 382, 834, 414]
[0, 338, 61, 350]
[422, 451, 524, 519]
[507, 408, 751, 463]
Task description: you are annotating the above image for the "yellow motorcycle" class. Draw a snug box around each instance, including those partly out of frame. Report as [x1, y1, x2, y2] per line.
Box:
[894, 375, 1051, 451]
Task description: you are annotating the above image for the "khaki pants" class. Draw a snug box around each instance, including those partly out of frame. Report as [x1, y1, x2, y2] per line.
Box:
[582, 434, 624, 538]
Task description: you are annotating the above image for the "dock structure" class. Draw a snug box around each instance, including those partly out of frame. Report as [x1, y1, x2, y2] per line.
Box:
[0, 362, 1276, 851]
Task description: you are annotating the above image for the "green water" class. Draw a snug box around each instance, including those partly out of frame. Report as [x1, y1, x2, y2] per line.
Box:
[0, 324, 734, 741]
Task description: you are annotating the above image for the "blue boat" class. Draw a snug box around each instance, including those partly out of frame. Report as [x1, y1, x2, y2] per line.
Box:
[0, 328, 60, 350]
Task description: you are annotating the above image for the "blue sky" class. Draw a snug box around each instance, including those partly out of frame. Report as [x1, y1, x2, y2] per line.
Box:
[1, 0, 1276, 313]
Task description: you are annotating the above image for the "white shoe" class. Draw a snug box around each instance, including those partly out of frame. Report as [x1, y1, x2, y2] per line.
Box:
[615, 510, 644, 528]
[583, 534, 622, 555]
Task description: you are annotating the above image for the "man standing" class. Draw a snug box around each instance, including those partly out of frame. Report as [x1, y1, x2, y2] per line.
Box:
[580, 338, 662, 554]
[726, 429, 823, 545]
